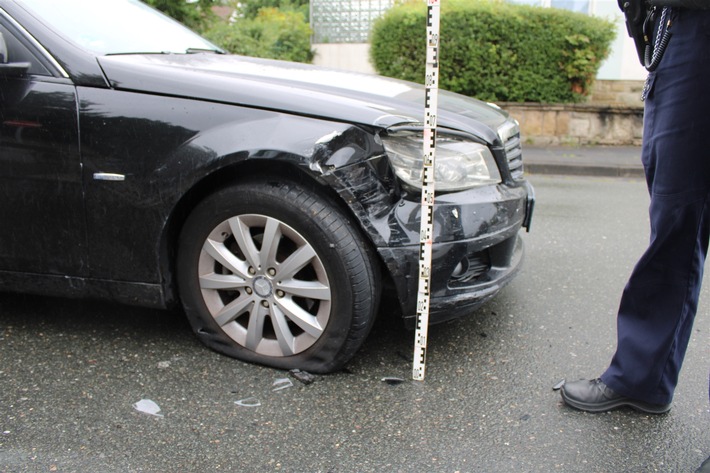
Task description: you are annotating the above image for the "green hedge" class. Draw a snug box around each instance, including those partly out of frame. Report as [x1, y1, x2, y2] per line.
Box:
[370, 0, 616, 103]
[203, 8, 314, 63]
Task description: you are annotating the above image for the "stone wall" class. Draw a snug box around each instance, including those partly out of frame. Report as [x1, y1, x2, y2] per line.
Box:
[588, 79, 646, 106]
[501, 102, 644, 146]
[500, 80, 645, 146]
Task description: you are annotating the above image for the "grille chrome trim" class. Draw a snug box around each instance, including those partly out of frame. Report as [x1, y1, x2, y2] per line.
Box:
[498, 120, 524, 181]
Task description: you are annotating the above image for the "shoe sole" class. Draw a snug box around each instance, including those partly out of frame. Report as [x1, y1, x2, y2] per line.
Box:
[561, 389, 671, 414]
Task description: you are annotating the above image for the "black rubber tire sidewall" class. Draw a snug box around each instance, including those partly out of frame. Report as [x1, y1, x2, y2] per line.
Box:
[176, 178, 379, 373]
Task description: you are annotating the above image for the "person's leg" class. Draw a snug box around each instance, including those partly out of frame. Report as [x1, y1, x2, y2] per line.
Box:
[601, 191, 710, 405]
[600, 9, 710, 405]
[561, 9, 710, 411]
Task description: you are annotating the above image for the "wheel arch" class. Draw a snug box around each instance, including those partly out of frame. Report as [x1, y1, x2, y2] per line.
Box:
[158, 156, 388, 310]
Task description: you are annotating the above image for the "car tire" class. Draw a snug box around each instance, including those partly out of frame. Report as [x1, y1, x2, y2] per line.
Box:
[177, 178, 380, 373]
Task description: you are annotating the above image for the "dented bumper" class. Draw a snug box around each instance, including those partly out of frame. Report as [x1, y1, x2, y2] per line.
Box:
[319, 125, 534, 326]
[376, 180, 533, 325]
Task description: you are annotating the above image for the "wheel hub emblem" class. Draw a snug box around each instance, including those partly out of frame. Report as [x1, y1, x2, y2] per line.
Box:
[253, 276, 273, 298]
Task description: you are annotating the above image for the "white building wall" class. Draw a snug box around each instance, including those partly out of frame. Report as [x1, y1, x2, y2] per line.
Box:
[312, 43, 376, 74]
[591, 1, 646, 80]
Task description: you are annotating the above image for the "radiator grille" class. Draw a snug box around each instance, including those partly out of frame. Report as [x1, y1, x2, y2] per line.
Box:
[498, 120, 524, 181]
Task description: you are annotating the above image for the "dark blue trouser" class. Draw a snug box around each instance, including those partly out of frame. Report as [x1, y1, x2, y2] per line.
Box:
[600, 9, 710, 405]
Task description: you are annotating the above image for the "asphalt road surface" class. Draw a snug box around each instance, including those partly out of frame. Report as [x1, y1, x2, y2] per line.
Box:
[1, 174, 709, 472]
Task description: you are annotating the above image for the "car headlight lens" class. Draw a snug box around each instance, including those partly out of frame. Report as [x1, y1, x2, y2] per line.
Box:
[381, 133, 501, 191]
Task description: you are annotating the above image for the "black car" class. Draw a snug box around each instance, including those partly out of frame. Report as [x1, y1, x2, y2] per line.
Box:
[0, 0, 534, 373]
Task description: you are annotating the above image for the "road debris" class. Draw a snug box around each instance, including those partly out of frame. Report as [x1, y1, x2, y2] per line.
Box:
[289, 369, 316, 385]
[381, 377, 406, 385]
[133, 399, 164, 417]
[272, 378, 294, 391]
[234, 397, 261, 407]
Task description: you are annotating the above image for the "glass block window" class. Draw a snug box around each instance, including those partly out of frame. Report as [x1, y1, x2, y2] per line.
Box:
[310, 0, 394, 43]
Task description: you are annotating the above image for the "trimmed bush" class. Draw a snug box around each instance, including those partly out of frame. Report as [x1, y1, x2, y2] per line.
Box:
[370, 0, 616, 103]
[203, 8, 314, 63]
[145, 0, 215, 31]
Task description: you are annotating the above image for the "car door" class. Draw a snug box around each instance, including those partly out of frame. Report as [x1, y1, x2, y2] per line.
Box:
[0, 17, 86, 277]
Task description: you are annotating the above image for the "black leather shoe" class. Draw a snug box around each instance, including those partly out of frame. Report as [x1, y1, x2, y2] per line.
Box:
[696, 455, 710, 473]
[560, 378, 671, 414]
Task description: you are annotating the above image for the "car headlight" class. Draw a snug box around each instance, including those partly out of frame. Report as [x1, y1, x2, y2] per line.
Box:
[381, 132, 501, 191]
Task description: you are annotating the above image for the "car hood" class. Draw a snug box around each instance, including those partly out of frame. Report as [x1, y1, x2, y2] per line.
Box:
[97, 54, 508, 144]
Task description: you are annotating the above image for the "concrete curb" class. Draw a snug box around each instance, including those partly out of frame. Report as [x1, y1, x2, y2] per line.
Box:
[522, 146, 644, 178]
[525, 163, 645, 178]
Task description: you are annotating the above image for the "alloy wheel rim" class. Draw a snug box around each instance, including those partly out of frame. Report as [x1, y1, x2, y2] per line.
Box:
[197, 214, 331, 357]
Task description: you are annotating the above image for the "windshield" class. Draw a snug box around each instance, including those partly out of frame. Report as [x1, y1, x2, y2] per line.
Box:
[20, 0, 222, 55]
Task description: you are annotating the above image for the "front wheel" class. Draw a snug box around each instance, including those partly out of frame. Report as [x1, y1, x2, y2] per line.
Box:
[177, 178, 380, 373]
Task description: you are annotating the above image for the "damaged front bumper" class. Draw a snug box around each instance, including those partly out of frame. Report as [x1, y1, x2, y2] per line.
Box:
[377, 180, 534, 326]
[319, 125, 534, 326]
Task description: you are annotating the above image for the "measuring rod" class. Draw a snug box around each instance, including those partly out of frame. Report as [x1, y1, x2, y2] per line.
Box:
[412, 0, 441, 381]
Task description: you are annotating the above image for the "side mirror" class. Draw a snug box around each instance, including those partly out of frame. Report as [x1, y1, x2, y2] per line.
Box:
[0, 32, 30, 77]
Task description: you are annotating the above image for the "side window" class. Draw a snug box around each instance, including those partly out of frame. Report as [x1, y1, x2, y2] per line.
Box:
[0, 23, 51, 76]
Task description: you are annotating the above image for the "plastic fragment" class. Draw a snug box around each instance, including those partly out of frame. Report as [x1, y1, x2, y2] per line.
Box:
[272, 378, 294, 391]
[289, 369, 315, 385]
[235, 397, 261, 407]
[552, 379, 566, 391]
[133, 399, 164, 417]
[381, 377, 405, 385]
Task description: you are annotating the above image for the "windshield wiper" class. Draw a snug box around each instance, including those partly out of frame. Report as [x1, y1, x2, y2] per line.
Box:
[105, 49, 225, 56]
[186, 48, 225, 54]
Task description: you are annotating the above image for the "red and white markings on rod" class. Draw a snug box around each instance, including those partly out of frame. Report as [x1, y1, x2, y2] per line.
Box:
[412, 0, 440, 381]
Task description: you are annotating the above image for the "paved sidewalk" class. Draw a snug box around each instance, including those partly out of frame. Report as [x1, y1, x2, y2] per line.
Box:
[523, 145, 644, 178]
